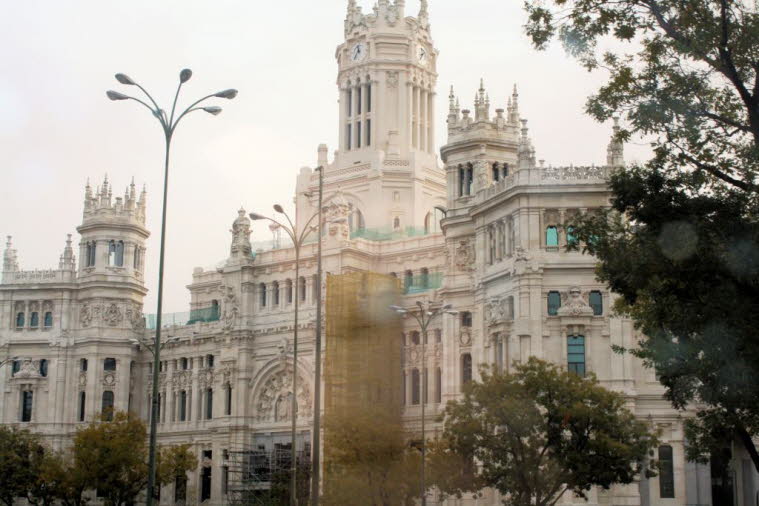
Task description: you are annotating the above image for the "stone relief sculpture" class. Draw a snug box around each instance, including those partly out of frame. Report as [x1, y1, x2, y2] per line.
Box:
[80, 304, 92, 328]
[255, 367, 311, 423]
[454, 239, 475, 272]
[103, 304, 123, 327]
[558, 287, 594, 317]
[229, 208, 252, 260]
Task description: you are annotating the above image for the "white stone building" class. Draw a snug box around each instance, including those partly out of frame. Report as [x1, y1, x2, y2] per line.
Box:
[1, 1, 757, 505]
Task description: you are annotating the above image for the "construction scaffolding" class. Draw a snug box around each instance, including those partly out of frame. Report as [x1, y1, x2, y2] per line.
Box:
[225, 444, 311, 506]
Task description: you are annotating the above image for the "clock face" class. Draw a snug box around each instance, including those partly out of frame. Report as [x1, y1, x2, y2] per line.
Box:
[350, 43, 366, 62]
[417, 46, 429, 65]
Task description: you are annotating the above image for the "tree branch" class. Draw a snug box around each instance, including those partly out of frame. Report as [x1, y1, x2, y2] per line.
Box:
[736, 424, 759, 474]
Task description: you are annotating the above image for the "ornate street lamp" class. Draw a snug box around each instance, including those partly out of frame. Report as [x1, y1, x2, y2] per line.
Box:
[107, 69, 237, 506]
[249, 166, 323, 506]
[390, 301, 458, 506]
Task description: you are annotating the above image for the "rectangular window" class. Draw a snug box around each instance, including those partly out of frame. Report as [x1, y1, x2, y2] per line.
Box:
[547, 291, 561, 316]
[566, 225, 578, 246]
[225, 385, 232, 416]
[12, 360, 20, 376]
[102, 391, 114, 421]
[589, 291, 603, 316]
[357, 86, 362, 115]
[30, 312, 39, 328]
[179, 391, 187, 422]
[658, 445, 675, 498]
[346, 124, 352, 150]
[366, 119, 371, 146]
[175, 475, 187, 502]
[206, 389, 213, 420]
[458, 167, 465, 197]
[567, 336, 586, 376]
[461, 311, 473, 327]
[347, 89, 352, 117]
[104, 358, 116, 371]
[461, 354, 473, 389]
[367, 84, 372, 113]
[79, 392, 86, 422]
[357, 121, 362, 148]
[546, 226, 559, 247]
[21, 391, 33, 422]
[200, 465, 212, 502]
[39, 359, 47, 377]
[44, 312, 53, 328]
[222, 466, 229, 495]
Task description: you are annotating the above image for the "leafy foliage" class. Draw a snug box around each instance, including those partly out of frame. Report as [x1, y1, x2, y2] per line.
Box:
[522, 0, 759, 472]
[0, 427, 46, 506]
[439, 359, 656, 506]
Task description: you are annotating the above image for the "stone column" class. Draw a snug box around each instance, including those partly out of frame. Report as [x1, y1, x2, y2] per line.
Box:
[420, 88, 427, 151]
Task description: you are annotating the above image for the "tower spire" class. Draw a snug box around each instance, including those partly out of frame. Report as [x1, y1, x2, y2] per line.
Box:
[3, 236, 19, 274]
[509, 84, 520, 124]
[607, 117, 625, 167]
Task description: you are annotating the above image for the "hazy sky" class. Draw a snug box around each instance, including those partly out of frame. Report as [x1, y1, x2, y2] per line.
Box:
[0, 0, 652, 313]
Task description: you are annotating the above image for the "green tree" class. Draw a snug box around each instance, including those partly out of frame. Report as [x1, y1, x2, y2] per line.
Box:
[73, 411, 197, 506]
[521, 0, 759, 471]
[322, 407, 420, 506]
[0, 427, 45, 506]
[439, 359, 656, 506]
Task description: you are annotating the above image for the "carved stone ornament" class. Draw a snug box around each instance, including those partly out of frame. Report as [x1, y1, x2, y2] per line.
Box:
[387, 71, 399, 89]
[230, 208, 253, 259]
[13, 359, 41, 379]
[385, 4, 399, 25]
[104, 304, 123, 327]
[557, 287, 594, 317]
[198, 369, 214, 388]
[325, 191, 353, 239]
[126, 304, 146, 332]
[78, 372, 87, 387]
[485, 297, 508, 326]
[454, 240, 475, 272]
[459, 331, 472, 347]
[103, 372, 116, 387]
[80, 304, 92, 328]
[255, 368, 311, 423]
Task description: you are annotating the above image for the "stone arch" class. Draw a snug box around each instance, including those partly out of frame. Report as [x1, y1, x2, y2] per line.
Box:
[249, 358, 312, 424]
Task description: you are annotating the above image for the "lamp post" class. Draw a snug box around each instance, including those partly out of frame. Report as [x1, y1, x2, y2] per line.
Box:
[249, 168, 323, 506]
[390, 301, 458, 506]
[107, 69, 237, 506]
[310, 166, 324, 506]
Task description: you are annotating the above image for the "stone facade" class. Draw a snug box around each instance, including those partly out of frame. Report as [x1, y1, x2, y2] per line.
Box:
[2, 1, 758, 505]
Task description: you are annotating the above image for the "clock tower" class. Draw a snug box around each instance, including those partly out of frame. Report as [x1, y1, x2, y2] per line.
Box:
[337, 0, 437, 162]
[299, 0, 445, 235]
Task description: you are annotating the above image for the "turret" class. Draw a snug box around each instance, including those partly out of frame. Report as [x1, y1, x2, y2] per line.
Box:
[474, 79, 490, 122]
[606, 117, 625, 167]
[76, 175, 149, 286]
[58, 234, 76, 271]
[508, 84, 520, 125]
[3, 236, 19, 275]
[518, 119, 538, 170]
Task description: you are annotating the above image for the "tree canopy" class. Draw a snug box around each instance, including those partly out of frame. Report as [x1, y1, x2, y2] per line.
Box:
[522, 0, 759, 472]
[438, 359, 656, 506]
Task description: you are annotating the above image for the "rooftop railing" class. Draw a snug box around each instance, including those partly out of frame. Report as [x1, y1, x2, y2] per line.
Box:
[145, 305, 220, 330]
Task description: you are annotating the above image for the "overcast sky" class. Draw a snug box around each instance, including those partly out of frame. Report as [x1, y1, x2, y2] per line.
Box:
[0, 0, 652, 314]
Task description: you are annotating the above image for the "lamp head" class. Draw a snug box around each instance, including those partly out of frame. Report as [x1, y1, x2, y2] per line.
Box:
[442, 304, 453, 310]
[115, 73, 136, 85]
[445, 310, 460, 316]
[203, 106, 222, 116]
[389, 305, 407, 314]
[215, 89, 238, 99]
[273, 204, 285, 214]
[249, 212, 266, 221]
[179, 68, 193, 83]
[106, 90, 130, 101]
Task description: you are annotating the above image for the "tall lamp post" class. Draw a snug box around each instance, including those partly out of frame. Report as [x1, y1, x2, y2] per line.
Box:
[310, 166, 324, 506]
[249, 166, 323, 506]
[107, 69, 237, 506]
[390, 301, 458, 506]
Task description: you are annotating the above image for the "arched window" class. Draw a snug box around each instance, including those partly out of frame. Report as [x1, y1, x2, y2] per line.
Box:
[272, 281, 280, 306]
[547, 291, 561, 316]
[116, 241, 124, 266]
[206, 354, 215, 368]
[206, 388, 213, 420]
[404, 270, 414, 293]
[102, 390, 114, 421]
[86, 242, 97, 267]
[566, 225, 578, 247]
[394, 217, 401, 231]
[488, 227, 496, 265]
[389, 272, 397, 278]
[104, 358, 116, 371]
[465, 163, 474, 195]
[15, 312, 24, 328]
[312, 274, 319, 301]
[211, 299, 220, 319]
[546, 226, 559, 248]
[260, 283, 267, 307]
[43, 312, 53, 328]
[180, 357, 188, 370]
[435, 368, 442, 403]
[39, 359, 48, 377]
[30, 312, 39, 328]
[299, 277, 307, 302]
[567, 336, 586, 376]
[286, 279, 293, 304]
[424, 212, 432, 234]
[502, 163, 509, 179]
[411, 369, 420, 405]
[589, 291, 603, 316]
[411, 331, 421, 346]
[179, 391, 187, 421]
[658, 445, 675, 498]
[78, 391, 86, 422]
[80, 358, 88, 372]
[420, 268, 430, 288]
[492, 163, 500, 182]
[461, 354, 473, 389]
[133, 247, 142, 269]
[458, 165, 465, 197]
[348, 209, 365, 234]
[21, 391, 33, 422]
[225, 383, 232, 416]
